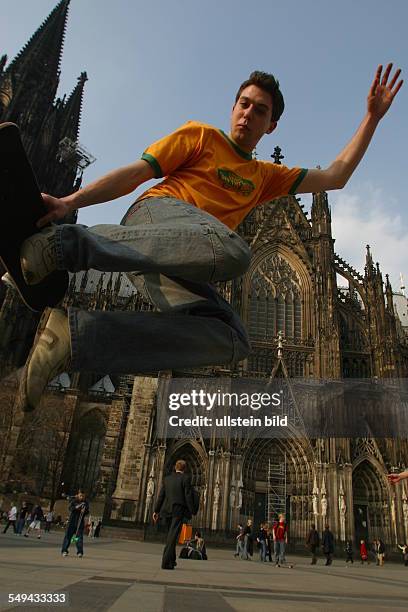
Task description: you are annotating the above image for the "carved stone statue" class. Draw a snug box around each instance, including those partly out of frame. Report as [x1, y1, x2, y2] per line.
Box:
[312, 494, 318, 515]
[338, 491, 346, 541]
[237, 487, 243, 509]
[212, 482, 221, 530]
[143, 476, 155, 522]
[402, 497, 408, 522]
[321, 495, 327, 517]
[229, 485, 236, 509]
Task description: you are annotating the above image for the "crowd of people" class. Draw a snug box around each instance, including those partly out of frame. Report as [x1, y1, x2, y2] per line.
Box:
[232, 518, 408, 567]
[234, 514, 290, 566]
[1, 491, 102, 557]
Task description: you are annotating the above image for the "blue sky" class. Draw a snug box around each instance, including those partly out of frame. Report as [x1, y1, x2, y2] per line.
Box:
[2, 0, 407, 288]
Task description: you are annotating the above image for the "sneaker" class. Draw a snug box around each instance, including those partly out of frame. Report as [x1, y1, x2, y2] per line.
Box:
[77, 553, 83, 558]
[62, 552, 68, 557]
[20, 226, 57, 285]
[24, 534, 29, 538]
[37, 535, 41, 539]
[18, 309, 71, 412]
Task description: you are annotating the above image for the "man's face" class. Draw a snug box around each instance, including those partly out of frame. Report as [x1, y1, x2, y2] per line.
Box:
[77, 493, 85, 501]
[230, 85, 277, 153]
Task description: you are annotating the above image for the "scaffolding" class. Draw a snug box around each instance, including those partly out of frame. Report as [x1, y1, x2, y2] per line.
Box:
[266, 456, 287, 523]
[57, 137, 96, 176]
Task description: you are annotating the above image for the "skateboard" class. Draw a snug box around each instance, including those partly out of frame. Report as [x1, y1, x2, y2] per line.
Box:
[0, 122, 68, 311]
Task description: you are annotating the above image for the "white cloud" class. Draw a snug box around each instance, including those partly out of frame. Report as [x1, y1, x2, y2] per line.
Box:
[328, 183, 408, 291]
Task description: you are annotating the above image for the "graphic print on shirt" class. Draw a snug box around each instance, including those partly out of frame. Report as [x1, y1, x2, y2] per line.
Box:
[216, 167, 255, 196]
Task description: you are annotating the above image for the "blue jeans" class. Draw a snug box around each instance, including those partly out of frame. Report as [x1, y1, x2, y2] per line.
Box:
[259, 540, 267, 561]
[274, 540, 286, 564]
[61, 524, 84, 555]
[55, 197, 251, 373]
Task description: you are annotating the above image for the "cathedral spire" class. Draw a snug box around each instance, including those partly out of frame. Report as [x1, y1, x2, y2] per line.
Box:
[59, 71, 88, 142]
[0, 0, 71, 120]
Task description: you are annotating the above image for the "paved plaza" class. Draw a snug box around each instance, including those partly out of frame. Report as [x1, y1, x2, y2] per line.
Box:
[0, 531, 407, 611]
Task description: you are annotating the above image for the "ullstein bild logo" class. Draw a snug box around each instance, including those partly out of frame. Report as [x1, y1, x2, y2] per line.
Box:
[167, 414, 288, 427]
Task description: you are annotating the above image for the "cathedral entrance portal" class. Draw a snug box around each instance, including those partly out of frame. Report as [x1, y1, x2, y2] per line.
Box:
[352, 459, 388, 545]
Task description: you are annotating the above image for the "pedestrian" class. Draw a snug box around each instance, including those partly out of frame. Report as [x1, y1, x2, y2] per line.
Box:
[17, 67, 403, 413]
[398, 543, 408, 566]
[234, 524, 245, 558]
[243, 519, 253, 561]
[88, 520, 95, 537]
[273, 513, 288, 567]
[256, 523, 268, 562]
[61, 491, 90, 558]
[359, 539, 370, 564]
[153, 459, 197, 570]
[94, 520, 102, 538]
[2, 503, 17, 534]
[322, 525, 334, 566]
[44, 509, 53, 533]
[376, 539, 385, 566]
[16, 501, 29, 535]
[266, 524, 273, 562]
[306, 523, 320, 564]
[24, 503, 44, 539]
[345, 540, 354, 564]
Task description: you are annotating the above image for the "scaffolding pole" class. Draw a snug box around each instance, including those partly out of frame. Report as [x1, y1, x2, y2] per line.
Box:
[266, 456, 287, 523]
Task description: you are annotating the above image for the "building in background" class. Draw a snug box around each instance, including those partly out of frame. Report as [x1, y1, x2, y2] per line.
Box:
[1, 0, 408, 549]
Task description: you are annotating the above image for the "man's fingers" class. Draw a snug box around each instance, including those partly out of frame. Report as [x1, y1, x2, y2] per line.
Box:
[391, 78, 403, 98]
[388, 68, 401, 89]
[381, 62, 393, 86]
[369, 77, 379, 98]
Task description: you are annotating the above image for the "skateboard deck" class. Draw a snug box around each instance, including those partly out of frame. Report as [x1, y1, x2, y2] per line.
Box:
[0, 122, 68, 311]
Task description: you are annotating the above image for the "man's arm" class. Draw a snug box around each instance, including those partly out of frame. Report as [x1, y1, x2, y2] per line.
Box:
[37, 159, 154, 228]
[388, 470, 408, 485]
[152, 483, 165, 523]
[295, 64, 403, 194]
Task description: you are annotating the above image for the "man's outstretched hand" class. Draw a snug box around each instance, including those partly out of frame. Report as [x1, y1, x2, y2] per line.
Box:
[387, 471, 408, 485]
[367, 63, 403, 121]
[37, 193, 72, 228]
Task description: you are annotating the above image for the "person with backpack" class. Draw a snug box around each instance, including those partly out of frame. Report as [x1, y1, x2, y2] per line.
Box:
[306, 523, 320, 564]
[61, 491, 90, 558]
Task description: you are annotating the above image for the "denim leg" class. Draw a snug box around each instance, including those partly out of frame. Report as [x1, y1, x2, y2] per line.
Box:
[75, 528, 84, 555]
[61, 528, 73, 553]
[65, 198, 251, 373]
[56, 198, 251, 283]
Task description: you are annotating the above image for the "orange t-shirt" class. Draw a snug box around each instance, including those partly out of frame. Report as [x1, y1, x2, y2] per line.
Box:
[138, 121, 307, 230]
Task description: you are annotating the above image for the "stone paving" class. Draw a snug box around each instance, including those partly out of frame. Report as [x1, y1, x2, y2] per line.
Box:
[0, 530, 407, 611]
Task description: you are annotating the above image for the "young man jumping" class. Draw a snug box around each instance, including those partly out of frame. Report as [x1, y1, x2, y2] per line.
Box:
[17, 64, 402, 411]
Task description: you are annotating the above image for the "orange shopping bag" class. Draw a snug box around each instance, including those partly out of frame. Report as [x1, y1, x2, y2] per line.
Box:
[178, 523, 192, 544]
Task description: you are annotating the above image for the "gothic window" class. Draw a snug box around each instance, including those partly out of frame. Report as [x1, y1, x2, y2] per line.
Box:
[63, 410, 106, 498]
[248, 255, 303, 342]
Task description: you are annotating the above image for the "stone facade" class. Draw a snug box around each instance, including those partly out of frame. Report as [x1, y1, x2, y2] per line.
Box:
[1, 1, 408, 549]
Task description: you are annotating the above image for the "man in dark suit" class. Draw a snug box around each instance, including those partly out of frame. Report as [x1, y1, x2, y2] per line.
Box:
[153, 459, 195, 570]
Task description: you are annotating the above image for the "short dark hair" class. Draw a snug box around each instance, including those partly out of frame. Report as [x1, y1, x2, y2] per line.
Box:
[235, 71, 284, 121]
